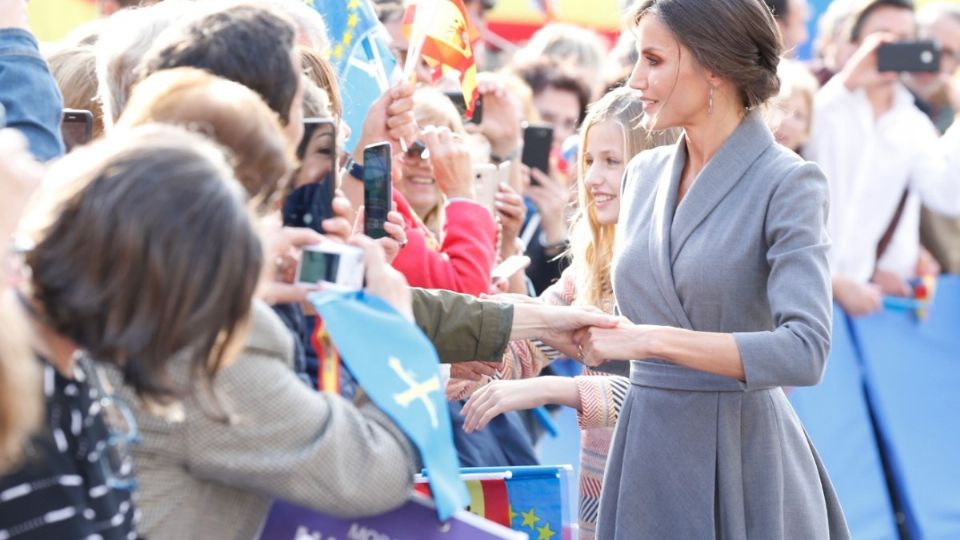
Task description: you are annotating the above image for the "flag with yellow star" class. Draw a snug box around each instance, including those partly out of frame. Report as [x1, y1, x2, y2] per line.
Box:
[456, 466, 576, 540]
[310, 0, 398, 151]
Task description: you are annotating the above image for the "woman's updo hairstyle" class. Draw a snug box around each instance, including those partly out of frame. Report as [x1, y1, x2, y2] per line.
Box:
[631, 0, 782, 109]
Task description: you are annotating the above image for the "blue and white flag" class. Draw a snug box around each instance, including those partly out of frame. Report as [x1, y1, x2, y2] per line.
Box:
[308, 290, 469, 521]
[310, 0, 398, 151]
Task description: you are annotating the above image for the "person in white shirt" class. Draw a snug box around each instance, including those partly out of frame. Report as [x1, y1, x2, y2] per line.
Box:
[804, 0, 960, 316]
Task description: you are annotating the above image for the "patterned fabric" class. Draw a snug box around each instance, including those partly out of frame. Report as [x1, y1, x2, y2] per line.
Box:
[0, 359, 139, 540]
[103, 301, 418, 539]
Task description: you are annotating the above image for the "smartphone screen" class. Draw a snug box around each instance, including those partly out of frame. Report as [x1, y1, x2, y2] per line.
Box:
[283, 119, 338, 233]
[363, 142, 392, 239]
[61, 109, 93, 152]
[521, 123, 553, 182]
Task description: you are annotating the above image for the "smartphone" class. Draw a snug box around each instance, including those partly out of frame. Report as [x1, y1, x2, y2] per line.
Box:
[521, 123, 553, 184]
[491, 254, 531, 282]
[363, 142, 392, 239]
[295, 243, 365, 291]
[283, 119, 338, 232]
[61, 109, 93, 152]
[473, 163, 499, 211]
[877, 40, 940, 73]
[443, 90, 483, 124]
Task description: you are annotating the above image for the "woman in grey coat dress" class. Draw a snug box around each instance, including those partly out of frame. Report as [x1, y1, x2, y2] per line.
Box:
[575, 0, 851, 538]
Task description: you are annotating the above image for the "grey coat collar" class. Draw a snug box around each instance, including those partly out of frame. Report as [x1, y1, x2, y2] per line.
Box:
[647, 112, 774, 329]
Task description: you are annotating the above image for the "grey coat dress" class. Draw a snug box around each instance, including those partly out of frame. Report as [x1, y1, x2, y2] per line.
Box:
[596, 113, 851, 539]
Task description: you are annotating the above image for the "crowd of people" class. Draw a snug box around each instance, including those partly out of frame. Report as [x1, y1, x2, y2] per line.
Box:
[1, 0, 958, 538]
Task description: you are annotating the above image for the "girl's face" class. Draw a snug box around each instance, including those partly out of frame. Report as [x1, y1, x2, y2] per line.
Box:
[773, 92, 811, 152]
[582, 119, 626, 225]
[293, 123, 336, 189]
[627, 14, 711, 131]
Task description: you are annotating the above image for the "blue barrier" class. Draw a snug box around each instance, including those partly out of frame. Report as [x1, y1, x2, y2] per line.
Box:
[851, 275, 960, 540]
[790, 306, 899, 540]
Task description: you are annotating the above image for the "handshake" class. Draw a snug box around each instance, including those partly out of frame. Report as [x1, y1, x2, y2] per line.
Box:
[505, 299, 623, 366]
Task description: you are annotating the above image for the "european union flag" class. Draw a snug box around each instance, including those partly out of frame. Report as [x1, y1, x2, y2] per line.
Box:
[310, 0, 398, 151]
[308, 290, 469, 521]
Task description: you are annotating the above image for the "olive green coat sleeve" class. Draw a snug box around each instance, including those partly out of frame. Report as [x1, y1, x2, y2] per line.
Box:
[410, 288, 513, 363]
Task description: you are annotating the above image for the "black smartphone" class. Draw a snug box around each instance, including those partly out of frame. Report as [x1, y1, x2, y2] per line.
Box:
[521, 123, 553, 184]
[61, 109, 93, 152]
[443, 90, 483, 124]
[877, 40, 940, 73]
[282, 119, 338, 233]
[363, 142, 392, 239]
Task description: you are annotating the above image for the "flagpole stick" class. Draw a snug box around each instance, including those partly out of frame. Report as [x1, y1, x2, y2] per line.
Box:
[398, 0, 439, 153]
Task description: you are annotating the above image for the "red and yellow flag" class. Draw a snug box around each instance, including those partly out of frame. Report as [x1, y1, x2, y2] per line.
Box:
[415, 477, 511, 527]
[402, 0, 480, 116]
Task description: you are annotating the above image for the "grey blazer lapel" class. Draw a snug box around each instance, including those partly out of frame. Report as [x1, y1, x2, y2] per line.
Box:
[670, 112, 774, 264]
[648, 140, 694, 329]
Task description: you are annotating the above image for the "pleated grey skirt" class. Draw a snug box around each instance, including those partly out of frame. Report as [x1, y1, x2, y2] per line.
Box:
[595, 366, 851, 539]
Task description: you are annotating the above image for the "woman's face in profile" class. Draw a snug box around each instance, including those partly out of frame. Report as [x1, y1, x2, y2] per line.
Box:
[627, 14, 712, 130]
[294, 122, 336, 189]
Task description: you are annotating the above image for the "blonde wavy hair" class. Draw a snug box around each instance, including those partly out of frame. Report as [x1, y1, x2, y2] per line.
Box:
[569, 87, 680, 308]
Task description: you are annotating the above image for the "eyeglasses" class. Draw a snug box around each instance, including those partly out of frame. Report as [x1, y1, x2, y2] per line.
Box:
[79, 354, 141, 491]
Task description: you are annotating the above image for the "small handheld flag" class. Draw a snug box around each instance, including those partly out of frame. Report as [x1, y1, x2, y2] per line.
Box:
[309, 290, 469, 521]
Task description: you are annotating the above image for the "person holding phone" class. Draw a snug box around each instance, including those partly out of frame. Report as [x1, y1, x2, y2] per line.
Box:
[563, 0, 848, 537]
[805, 0, 960, 316]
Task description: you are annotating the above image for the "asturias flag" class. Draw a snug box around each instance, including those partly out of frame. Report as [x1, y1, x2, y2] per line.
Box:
[311, 0, 398, 152]
[308, 290, 469, 521]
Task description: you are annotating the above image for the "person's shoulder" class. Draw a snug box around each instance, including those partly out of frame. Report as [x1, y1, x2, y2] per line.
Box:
[242, 300, 296, 362]
[759, 145, 828, 202]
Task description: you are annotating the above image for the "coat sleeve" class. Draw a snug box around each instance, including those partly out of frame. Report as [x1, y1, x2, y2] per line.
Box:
[184, 304, 419, 518]
[734, 161, 833, 388]
[410, 288, 513, 363]
[392, 197, 498, 296]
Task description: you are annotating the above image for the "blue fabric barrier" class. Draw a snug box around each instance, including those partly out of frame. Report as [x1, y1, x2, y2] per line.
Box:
[790, 306, 899, 540]
[851, 275, 960, 540]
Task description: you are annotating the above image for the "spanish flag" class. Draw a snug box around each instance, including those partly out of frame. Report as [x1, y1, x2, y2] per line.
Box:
[403, 0, 480, 116]
[415, 477, 511, 527]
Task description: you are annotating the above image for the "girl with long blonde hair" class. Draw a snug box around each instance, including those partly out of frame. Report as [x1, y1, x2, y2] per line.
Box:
[460, 87, 679, 539]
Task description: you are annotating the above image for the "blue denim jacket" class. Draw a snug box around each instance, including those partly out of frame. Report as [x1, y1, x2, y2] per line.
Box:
[0, 28, 64, 161]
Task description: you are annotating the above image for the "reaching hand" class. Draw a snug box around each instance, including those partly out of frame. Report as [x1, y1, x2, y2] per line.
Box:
[838, 32, 898, 92]
[833, 276, 882, 317]
[354, 82, 418, 160]
[0, 0, 29, 31]
[351, 235, 413, 320]
[257, 219, 325, 305]
[0, 129, 43, 253]
[470, 75, 522, 160]
[461, 376, 579, 432]
[420, 125, 474, 200]
[510, 303, 619, 358]
[353, 206, 406, 263]
[575, 319, 654, 368]
[494, 183, 526, 259]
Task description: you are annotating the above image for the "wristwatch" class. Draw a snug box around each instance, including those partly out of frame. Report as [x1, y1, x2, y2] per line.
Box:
[344, 157, 364, 181]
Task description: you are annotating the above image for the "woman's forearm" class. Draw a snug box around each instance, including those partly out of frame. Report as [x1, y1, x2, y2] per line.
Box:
[649, 327, 744, 381]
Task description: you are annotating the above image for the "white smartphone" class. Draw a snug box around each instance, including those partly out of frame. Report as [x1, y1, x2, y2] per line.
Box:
[295, 243, 365, 291]
[473, 163, 499, 211]
[490, 254, 531, 282]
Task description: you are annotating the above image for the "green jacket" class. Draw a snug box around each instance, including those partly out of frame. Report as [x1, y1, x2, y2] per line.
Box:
[410, 288, 513, 363]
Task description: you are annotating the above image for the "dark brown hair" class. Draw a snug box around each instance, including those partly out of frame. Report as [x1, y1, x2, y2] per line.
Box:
[118, 67, 295, 214]
[632, 0, 782, 109]
[847, 0, 915, 42]
[26, 126, 262, 402]
[512, 58, 593, 125]
[139, 5, 299, 124]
